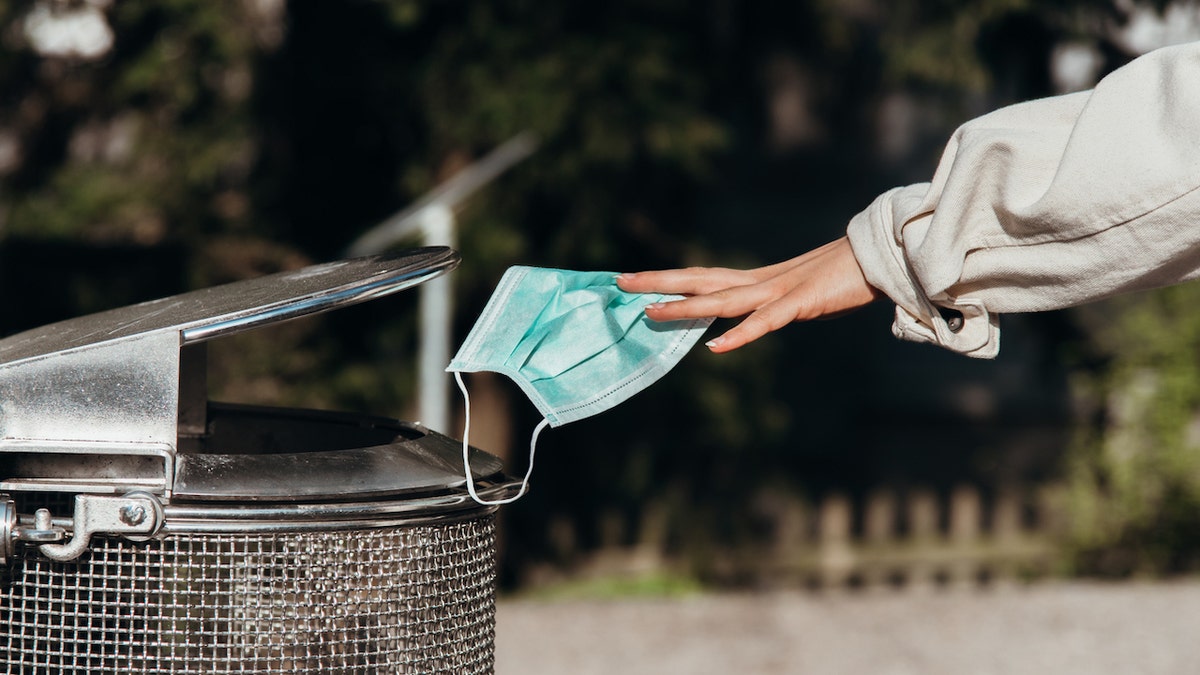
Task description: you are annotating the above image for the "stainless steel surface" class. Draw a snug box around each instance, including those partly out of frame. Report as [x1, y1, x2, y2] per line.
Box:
[0, 333, 181, 489]
[170, 404, 504, 501]
[36, 492, 162, 561]
[0, 404, 507, 504]
[0, 246, 512, 672]
[1, 517, 500, 674]
[0, 497, 12, 563]
[0, 248, 459, 361]
[0, 248, 459, 497]
[10, 509, 65, 544]
[157, 487, 516, 534]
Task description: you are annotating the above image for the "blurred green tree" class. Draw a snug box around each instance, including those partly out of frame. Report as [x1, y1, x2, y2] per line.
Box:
[1065, 284, 1200, 576]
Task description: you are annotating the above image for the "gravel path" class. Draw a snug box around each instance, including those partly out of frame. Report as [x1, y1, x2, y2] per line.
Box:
[496, 581, 1200, 674]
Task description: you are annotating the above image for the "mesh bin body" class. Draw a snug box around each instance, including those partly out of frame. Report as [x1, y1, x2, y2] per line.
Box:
[1, 517, 499, 674]
[0, 251, 517, 673]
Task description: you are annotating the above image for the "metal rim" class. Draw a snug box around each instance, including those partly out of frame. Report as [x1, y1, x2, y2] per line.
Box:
[156, 479, 522, 534]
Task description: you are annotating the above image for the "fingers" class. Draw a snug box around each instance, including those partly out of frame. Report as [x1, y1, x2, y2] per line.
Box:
[642, 281, 778, 322]
[624, 243, 841, 324]
[616, 267, 757, 297]
[618, 236, 881, 353]
[616, 257, 809, 296]
[705, 284, 818, 353]
[618, 260, 804, 324]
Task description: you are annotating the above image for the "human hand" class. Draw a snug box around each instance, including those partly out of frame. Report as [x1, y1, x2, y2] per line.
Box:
[616, 236, 881, 353]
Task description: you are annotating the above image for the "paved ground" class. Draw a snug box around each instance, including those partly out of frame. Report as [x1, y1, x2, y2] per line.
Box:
[496, 581, 1200, 674]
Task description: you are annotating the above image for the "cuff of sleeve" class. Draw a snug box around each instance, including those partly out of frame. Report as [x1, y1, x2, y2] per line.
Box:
[892, 302, 1000, 359]
[846, 185, 1001, 359]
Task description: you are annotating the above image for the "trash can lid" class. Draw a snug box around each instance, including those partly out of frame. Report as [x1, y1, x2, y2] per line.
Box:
[0, 248, 461, 498]
[0, 247, 459, 364]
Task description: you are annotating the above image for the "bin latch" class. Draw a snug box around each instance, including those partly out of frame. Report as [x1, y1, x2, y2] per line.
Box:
[2, 492, 163, 563]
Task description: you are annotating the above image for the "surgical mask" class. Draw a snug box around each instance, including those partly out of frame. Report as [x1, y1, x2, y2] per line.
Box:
[447, 266, 712, 505]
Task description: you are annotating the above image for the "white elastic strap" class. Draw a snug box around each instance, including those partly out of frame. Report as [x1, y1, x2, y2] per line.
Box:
[454, 371, 547, 505]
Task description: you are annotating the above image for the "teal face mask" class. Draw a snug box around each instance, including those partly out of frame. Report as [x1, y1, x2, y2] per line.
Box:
[447, 266, 712, 504]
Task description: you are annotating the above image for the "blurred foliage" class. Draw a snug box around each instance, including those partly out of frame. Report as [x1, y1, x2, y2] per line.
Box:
[4, 0, 265, 248]
[0, 0, 1195, 585]
[1064, 283, 1200, 577]
[513, 570, 703, 602]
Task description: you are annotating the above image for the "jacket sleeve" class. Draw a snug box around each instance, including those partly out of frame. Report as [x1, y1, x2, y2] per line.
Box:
[846, 42, 1200, 358]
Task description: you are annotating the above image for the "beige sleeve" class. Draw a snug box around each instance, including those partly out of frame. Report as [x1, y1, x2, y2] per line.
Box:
[847, 42, 1200, 358]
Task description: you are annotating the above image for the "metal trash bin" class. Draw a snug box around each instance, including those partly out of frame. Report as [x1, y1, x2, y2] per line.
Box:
[0, 248, 517, 674]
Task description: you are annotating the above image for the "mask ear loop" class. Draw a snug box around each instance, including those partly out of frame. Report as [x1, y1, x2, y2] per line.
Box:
[454, 371, 548, 505]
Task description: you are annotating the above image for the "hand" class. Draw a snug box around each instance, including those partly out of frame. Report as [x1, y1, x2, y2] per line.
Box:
[616, 236, 881, 353]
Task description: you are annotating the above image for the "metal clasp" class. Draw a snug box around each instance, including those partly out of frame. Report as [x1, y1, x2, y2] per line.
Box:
[1, 492, 163, 563]
[1, 497, 65, 564]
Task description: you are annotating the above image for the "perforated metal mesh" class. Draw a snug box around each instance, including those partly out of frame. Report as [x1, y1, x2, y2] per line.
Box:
[0, 517, 498, 674]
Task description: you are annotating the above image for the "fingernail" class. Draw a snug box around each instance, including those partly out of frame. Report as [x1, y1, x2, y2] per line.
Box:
[705, 337, 725, 350]
[616, 273, 633, 281]
[645, 302, 665, 311]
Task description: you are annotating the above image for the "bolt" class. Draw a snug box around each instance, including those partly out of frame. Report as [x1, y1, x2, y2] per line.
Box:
[119, 503, 147, 526]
